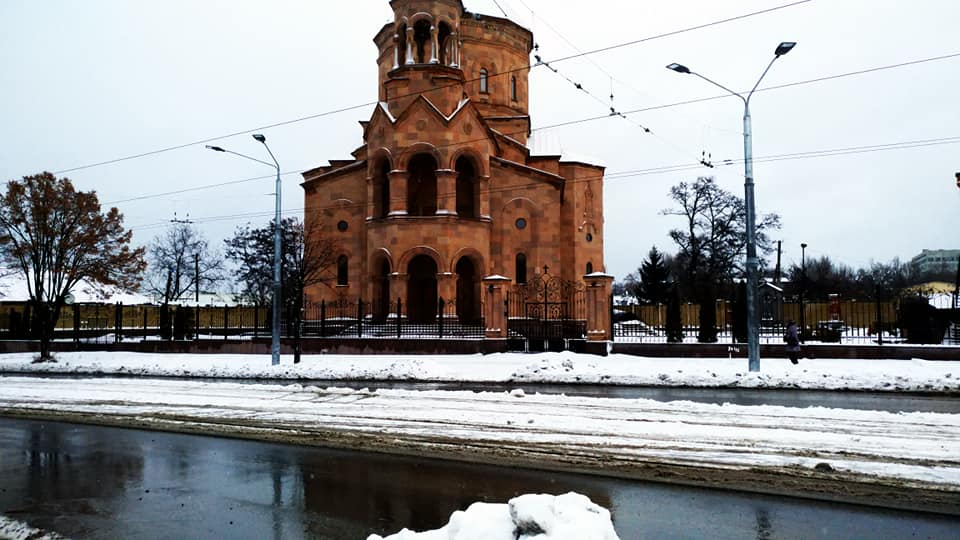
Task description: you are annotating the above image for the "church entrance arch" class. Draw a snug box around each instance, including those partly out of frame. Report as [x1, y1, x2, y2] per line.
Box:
[407, 255, 438, 323]
[455, 257, 480, 323]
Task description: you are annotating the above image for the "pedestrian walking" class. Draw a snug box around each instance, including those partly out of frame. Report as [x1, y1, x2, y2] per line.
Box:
[784, 319, 801, 365]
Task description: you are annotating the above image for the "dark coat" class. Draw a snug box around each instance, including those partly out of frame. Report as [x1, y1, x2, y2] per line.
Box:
[784, 323, 801, 353]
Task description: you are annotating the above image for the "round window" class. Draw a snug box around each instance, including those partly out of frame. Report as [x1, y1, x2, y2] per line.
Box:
[515, 218, 527, 230]
[337, 220, 348, 232]
[585, 233, 593, 242]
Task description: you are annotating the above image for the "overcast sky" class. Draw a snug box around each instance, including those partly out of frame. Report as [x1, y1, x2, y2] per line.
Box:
[1, 0, 957, 282]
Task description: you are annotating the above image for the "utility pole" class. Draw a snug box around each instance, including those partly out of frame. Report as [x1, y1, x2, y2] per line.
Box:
[800, 243, 807, 341]
[955, 173, 959, 309]
[774, 241, 782, 286]
[195, 253, 200, 303]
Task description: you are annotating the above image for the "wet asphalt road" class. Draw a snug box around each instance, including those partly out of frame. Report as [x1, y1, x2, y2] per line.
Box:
[1, 418, 957, 539]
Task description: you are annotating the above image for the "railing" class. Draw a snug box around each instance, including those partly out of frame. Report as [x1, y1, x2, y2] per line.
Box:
[0, 298, 484, 343]
[506, 273, 587, 340]
[614, 299, 903, 344]
[300, 297, 484, 339]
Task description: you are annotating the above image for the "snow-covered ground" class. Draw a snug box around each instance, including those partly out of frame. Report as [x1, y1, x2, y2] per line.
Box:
[2, 352, 960, 516]
[0, 351, 957, 393]
[1, 351, 959, 530]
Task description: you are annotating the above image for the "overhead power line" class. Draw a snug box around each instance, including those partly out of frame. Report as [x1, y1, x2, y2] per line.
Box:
[109, 76, 960, 209]
[46, 0, 812, 177]
[127, 134, 960, 233]
[622, 52, 960, 116]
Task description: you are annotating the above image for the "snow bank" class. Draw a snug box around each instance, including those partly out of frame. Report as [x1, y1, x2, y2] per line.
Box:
[367, 493, 619, 540]
[0, 351, 957, 393]
[0, 515, 67, 540]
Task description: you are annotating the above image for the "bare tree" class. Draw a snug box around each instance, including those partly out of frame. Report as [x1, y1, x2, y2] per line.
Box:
[225, 217, 339, 307]
[0, 172, 145, 360]
[663, 176, 780, 343]
[663, 176, 781, 289]
[144, 223, 224, 303]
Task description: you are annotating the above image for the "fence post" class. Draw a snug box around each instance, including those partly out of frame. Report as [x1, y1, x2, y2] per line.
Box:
[195, 304, 200, 341]
[320, 300, 326, 337]
[584, 274, 614, 341]
[73, 304, 80, 345]
[357, 299, 364, 338]
[223, 305, 228, 340]
[115, 302, 122, 343]
[876, 287, 884, 346]
[397, 297, 402, 339]
[438, 297, 444, 338]
[482, 276, 511, 340]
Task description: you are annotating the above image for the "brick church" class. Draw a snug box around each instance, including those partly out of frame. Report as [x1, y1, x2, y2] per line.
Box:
[302, 0, 607, 326]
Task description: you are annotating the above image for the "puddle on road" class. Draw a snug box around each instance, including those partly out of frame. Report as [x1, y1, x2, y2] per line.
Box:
[1, 418, 957, 539]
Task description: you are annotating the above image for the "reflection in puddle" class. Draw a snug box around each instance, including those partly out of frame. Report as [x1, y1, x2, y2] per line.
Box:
[0, 418, 956, 539]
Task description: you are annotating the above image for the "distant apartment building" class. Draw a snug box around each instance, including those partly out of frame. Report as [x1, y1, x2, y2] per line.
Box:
[911, 249, 960, 274]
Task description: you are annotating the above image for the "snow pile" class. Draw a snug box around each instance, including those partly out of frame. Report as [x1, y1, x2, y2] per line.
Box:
[0, 515, 68, 540]
[368, 492, 619, 540]
[0, 351, 958, 393]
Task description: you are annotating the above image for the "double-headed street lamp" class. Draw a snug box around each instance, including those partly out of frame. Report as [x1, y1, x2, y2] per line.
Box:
[668, 41, 796, 373]
[207, 134, 282, 366]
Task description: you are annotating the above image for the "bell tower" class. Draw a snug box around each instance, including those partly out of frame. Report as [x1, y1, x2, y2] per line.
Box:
[390, 0, 463, 67]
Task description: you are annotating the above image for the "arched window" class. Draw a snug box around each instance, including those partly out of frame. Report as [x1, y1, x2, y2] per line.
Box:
[337, 255, 349, 286]
[407, 154, 438, 216]
[586, 262, 594, 275]
[455, 156, 477, 218]
[516, 253, 527, 284]
[510, 76, 517, 101]
[373, 159, 390, 219]
[438, 22, 452, 65]
[413, 20, 432, 63]
[479, 69, 488, 93]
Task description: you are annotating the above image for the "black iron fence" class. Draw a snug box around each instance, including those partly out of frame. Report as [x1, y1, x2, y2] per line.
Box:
[507, 273, 586, 340]
[0, 297, 485, 343]
[614, 299, 906, 344]
[300, 297, 484, 339]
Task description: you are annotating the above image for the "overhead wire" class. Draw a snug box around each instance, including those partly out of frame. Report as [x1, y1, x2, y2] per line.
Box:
[44, 0, 814, 177]
[106, 46, 960, 209]
[127, 134, 960, 233]
[505, 0, 743, 139]
[620, 52, 960, 117]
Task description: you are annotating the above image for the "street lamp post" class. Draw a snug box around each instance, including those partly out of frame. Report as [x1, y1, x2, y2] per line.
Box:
[955, 173, 960, 309]
[206, 134, 282, 366]
[800, 242, 807, 340]
[667, 41, 796, 373]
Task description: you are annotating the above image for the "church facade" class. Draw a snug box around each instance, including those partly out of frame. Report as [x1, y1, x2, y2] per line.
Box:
[302, 0, 607, 327]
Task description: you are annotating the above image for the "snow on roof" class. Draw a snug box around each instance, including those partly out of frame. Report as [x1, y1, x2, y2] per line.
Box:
[0, 275, 150, 304]
[527, 132, 606, 167]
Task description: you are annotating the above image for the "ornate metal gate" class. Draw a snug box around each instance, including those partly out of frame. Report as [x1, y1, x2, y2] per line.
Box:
[507, 272, 586, 341]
